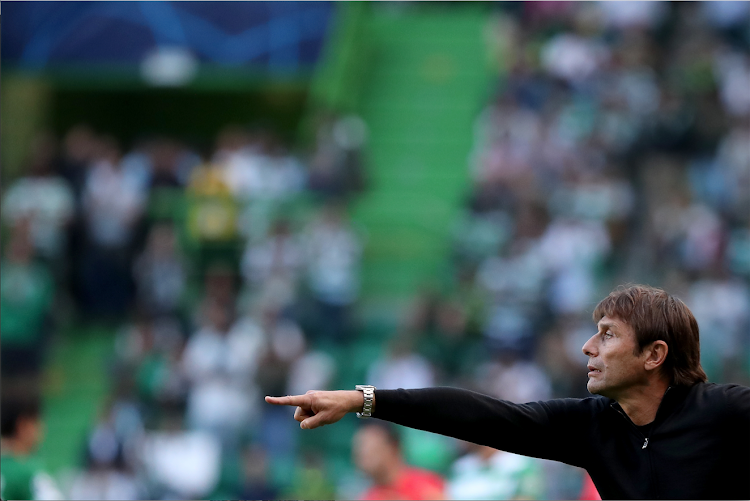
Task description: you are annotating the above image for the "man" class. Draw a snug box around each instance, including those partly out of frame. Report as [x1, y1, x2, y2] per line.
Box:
[1, 222, 55, 384]
[1, 393, 63, 500]
[446, 442, 544, 500]
[353, 422, 444, 500]
[267, 285, 750, 499]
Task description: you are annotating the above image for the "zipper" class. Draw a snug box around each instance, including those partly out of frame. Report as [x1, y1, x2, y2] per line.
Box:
[615, 386, 672, 447]
[609, 387, 671, 499]
[611, 404, 649, 446]
[610, 403, 657, 497]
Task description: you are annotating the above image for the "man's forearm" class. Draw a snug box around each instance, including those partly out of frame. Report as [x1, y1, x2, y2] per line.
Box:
[373, 387, 583, 465]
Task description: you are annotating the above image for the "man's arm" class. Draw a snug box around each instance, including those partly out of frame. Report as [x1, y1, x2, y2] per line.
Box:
[374, 387, 591, 465]
[266, 386, 594, 466]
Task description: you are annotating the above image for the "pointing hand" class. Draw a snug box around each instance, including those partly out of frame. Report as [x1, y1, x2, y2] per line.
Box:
[265, 390, 367, 429]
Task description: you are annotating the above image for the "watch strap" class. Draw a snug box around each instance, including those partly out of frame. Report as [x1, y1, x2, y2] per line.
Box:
[355, 385, 376, 418]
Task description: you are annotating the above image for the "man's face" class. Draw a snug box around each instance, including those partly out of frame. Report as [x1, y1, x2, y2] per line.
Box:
[582, 316, 649, 399]
[18, 415, 43, 453]
[352, 426, 397, 482]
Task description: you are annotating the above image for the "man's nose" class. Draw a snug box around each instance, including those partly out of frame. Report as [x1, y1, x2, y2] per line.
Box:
[582, 334, 597, 357]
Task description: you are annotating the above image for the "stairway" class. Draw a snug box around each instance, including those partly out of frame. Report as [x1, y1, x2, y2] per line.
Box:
[39, 325, 114, 475]
[349, 4, 491, 309]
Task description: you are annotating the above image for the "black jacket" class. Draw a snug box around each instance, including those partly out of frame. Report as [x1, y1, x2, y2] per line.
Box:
[373, 382, 750, 499]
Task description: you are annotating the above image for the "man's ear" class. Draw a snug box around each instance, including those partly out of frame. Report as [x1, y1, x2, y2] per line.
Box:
[644, 340, 668, 372]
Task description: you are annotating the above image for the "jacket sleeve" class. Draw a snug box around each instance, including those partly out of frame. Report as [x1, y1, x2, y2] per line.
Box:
[724, 384, 750, 417]
[722, 384, 750, 439]
[374, 387, 596, 467]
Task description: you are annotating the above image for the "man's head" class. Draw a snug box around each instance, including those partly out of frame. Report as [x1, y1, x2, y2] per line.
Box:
[352, 422, 402, 485]
[1, 394, 43, 455]
[583, 285, 707, 398]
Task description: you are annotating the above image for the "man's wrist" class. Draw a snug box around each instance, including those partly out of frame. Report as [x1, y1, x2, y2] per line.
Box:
[348, 390, 365, 413]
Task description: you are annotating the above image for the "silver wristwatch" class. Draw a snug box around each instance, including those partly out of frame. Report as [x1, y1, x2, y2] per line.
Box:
[355, 385, 376, 418]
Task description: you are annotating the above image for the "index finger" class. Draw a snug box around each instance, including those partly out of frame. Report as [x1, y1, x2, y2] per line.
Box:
[265, 395, 310, 407]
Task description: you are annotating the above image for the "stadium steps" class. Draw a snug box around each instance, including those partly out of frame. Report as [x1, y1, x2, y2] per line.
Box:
[39, 324, 115, 475]
[348, 4, 491, 305]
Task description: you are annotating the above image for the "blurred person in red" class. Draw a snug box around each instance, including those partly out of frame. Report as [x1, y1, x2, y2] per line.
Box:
[579, 472, 601, 500]
[353, 421, 444, 500]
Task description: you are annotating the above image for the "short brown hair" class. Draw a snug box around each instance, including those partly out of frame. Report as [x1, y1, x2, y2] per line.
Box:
[593, 284, 707, 386]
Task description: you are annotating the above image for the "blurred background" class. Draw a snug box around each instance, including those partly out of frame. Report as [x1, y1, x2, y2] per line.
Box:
[1, 1, 749, 499]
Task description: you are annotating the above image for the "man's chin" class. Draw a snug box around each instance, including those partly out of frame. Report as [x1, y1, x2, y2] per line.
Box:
[587, 381, 604, 396]
[588, 382, 617, 399]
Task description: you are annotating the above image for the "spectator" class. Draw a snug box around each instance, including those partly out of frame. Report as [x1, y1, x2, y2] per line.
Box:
[254, 302, 307, 398]
[279, 452, 337, 500]
[149, 138, 199, 189]
[367, 336, 436, 391]
[409, 295, 482, 385]
[307, 114, 368, 199]
[238, 445, 278, 500]
[125, 318, 188, 415]
[260, 135, 306, 201]
[579, 472, 602, 500]
[82, 136, 145, 251]
[447, 443, 543, 500]
[132, 223, 187, 318]
[181, 300, 263, 442]
[475, 347, 552, 404]
[0, 391, 63, 500]
[58, 124, 98, 204]
[353, 422, 445, 500]
[69, 404, 144, 500]
[213, 125, 263, 201]
[185, 159, 238, 244]
[78, 136, 145, 317]
[2, 132, 75, 263]
[303, 204, 362, 342]
[240, 218, 303, 311]
[0, 222, 54, 382]
[688, 272, 750, 381]
[138, 408, 222, 499]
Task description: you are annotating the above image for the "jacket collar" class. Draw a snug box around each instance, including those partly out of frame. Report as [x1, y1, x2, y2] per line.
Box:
[608, 384, 693, 427]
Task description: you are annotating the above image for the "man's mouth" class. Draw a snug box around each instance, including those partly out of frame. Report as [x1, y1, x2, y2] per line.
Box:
[587, 365, 601, 376]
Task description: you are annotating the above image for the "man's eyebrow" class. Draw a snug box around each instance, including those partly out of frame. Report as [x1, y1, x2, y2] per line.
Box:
[597, 321, 617, 331]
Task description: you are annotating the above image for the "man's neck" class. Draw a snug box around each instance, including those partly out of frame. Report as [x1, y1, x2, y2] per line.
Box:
[375, 460, 404, 487]
[615, 378, 671, 426]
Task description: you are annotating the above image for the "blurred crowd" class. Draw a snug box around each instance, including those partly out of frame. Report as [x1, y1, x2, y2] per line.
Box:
[451, 0, 750, 400]
[2, 112, 371, 498]
[2, 1, 749, 500]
